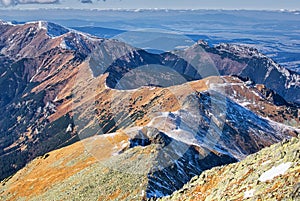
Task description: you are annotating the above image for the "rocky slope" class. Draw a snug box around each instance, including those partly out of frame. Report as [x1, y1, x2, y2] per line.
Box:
[159, 41, 300, 105]
[0, 126, 298, 201]
[0, 20, 299, 199]
[160, 136, 300, 201]
[0, 128, 236, 201]
[212, 76, 300, 127]
[0, 20, 141, 180]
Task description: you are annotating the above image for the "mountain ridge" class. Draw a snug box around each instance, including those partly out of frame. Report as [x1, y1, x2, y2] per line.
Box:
[0, 20, 299, 199]
[159, 136, 300, 201]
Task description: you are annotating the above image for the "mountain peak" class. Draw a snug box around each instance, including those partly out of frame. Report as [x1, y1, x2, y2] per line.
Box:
[215, 43, 263, 58]
[32, 21, 70, 38]
[196, 39, 209, 47]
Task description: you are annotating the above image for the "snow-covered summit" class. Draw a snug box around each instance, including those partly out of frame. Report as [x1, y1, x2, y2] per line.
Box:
[21, 21, 70, 37]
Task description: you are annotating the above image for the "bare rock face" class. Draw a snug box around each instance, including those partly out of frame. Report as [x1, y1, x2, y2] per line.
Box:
[160, 136, 300, 201]
[0, 21, 299, 200]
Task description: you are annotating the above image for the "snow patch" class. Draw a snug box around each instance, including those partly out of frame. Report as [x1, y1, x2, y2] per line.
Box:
[66, 124, 73, 132]
[261, 160, 271, 166]
[239, 102, 251, 107]
[259, 162, 292, 182]
[216, 43, 263, 58]
[175, 45, 190, 50]
[0, 20, 9, 25]
[120, 140, 130, 150]
[53, 96, 59, 102]
[60, 40, 71, 50]
[244, 189, 255, 199]
[38, 21, 43, 30]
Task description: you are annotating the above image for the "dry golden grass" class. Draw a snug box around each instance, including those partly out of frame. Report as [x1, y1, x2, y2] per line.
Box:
[1, 131, 130, 200]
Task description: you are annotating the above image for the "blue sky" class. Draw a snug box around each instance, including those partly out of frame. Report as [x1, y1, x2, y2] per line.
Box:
[1, 0, 300, 10]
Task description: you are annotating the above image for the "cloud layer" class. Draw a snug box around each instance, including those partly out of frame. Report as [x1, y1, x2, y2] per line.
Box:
[1, 0, 59, 6]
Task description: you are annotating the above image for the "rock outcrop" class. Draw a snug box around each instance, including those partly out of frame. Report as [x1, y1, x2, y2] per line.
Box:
[160, 136, 300, 201]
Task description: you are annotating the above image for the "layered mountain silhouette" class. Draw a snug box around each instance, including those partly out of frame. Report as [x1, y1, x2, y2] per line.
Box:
[0, 21, 299, 200]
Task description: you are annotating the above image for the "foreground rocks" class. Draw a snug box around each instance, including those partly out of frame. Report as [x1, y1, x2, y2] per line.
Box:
[160, 136, 300, 201]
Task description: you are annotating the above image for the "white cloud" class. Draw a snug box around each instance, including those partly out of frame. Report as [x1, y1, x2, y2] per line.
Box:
[1, 0, 14, 6]
[18, 0, 58, 3]
[1, 0, 58, 6]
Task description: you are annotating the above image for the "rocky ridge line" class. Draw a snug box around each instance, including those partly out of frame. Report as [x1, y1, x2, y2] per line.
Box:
[159, 136, 300, 201]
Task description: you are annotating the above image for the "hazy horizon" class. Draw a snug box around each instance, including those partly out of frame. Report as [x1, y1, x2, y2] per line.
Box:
[1, 0, 300, 11]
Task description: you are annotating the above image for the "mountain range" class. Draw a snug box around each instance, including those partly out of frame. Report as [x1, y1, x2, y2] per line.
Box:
[0, 20, 299, 200]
